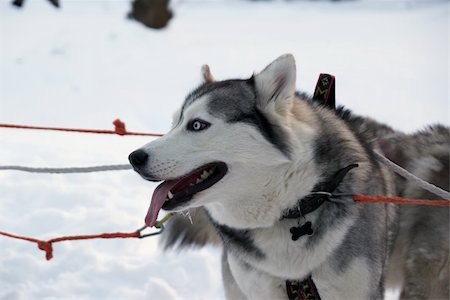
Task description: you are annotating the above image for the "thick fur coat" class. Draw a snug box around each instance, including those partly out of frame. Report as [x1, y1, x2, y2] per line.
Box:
[130, 55, 449, 300]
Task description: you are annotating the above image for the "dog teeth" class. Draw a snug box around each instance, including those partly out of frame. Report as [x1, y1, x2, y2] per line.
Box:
[190, 167, 217, 187]
[200, 170, 209, 180]
[200, 169, 214, 180]
[167, 191, 174, 199]
[197, 168, 215, 183]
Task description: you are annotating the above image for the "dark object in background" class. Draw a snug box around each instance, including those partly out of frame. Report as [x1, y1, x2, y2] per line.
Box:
[12, 0, 59, 8]
[128, 0, 173, 29]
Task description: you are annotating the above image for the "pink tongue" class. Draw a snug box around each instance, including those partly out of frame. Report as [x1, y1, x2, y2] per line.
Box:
[145, 180, 177, 227]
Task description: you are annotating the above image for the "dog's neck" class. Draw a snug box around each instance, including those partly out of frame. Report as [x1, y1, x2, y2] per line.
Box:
[205, 161, 358, 231]
[281, 164, 359, 220]
[205, 157, 321, 229]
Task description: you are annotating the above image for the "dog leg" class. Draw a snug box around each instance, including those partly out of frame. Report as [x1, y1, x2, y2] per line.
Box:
[226, 254, 286, 300]
[400, 241, 449, 300]
[399, 151, 449, 300]
[221, 251, 247, 300]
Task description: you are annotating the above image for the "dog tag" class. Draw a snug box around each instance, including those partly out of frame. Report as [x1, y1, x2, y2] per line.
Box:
[290, 221, 313, 241]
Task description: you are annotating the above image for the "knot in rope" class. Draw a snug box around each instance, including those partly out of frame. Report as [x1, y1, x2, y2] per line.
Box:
[113, 119, 127, 135]
[37, 241, 53, 260]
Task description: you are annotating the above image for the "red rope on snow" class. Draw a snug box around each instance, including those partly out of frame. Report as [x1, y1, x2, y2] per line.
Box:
[0, 196, 448, 261]
[0, 119, 163, 137]
[0, 119, 165, 260]
[0, 229, 141, 261]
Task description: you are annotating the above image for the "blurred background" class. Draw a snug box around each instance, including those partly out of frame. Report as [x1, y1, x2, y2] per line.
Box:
[0, 0, 448, 299]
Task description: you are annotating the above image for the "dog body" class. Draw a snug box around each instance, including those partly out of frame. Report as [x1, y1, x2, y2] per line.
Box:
[130, 55, 449, 299]
[382, 126, 449, 299]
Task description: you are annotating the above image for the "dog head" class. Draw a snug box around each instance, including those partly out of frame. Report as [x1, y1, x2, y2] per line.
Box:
[130, 54, 318, 228]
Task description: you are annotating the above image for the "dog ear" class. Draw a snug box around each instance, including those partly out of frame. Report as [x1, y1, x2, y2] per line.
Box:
[201, 64, 215, 83]
[254, 54, 296, 113]
[171, 108, 182, 128]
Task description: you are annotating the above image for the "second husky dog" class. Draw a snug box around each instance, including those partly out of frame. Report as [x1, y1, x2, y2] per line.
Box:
[129, 55, 449, 299]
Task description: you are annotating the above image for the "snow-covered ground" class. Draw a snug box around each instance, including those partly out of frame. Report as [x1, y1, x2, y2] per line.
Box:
[0, 0, 448, 299]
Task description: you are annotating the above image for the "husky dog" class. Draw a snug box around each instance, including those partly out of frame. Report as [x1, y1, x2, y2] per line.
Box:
[129, 55, 449, 299]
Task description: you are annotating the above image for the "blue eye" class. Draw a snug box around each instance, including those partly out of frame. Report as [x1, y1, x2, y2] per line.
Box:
[188, 119, 210, 132]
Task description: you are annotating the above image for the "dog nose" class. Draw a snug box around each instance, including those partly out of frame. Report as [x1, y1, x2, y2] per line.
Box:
[129, 149, 149, 167]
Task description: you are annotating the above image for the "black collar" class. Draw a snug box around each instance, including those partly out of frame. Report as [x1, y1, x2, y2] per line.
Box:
[282, 164, 358, 220]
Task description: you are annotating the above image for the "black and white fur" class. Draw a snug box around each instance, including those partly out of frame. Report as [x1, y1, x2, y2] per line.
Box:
[130, 55, 449, 299]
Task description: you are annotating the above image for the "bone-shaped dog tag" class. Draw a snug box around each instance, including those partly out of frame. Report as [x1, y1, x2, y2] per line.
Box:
[290, 221, 313, 241]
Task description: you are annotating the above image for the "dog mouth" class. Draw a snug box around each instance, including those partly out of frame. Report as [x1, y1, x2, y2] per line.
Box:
[145, 162, 228, 227]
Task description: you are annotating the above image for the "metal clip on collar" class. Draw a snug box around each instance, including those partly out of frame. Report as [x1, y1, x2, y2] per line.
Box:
[137, 224, 165, 238]
[136, 212, 175, 239]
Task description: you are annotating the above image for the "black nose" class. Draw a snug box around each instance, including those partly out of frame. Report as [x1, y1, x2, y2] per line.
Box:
[129, 149, 149, 167]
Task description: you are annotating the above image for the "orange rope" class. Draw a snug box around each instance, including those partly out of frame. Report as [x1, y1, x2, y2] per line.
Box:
[0, 230, 141, 261]
[353, 194, 450, 206]
[0, 119, 163, 137]
[0, 196, 448, 261]
[0, 119, 164, 260]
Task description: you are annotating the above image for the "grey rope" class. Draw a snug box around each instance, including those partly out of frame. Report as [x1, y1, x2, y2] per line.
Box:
[374, 152, 450, 200]
[1, 152, 449, 200]
[0, 164, 132, 174]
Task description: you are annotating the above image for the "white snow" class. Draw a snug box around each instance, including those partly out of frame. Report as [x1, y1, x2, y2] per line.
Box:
[0, 0, 448, 299]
